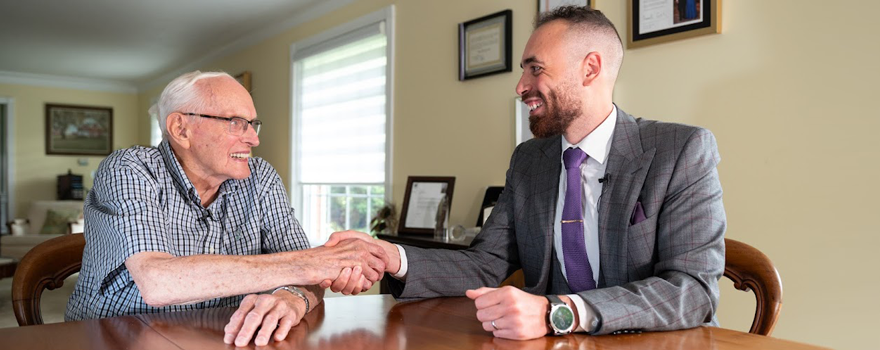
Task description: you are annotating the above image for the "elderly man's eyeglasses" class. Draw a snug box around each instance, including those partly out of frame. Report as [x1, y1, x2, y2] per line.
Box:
[183, 113, 261, 136]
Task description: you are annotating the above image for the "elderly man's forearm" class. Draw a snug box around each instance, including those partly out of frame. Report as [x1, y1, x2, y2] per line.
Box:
[128, 250, 343, 307]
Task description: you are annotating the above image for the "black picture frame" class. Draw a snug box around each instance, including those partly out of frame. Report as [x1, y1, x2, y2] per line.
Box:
[45, 104, 113, 156]
[234, 71, 252, 92]
[538, 0, 595, 13]
[476, 186, 504, 227]
[458, 9, 513, 81]
[398, 176, 456, 235]
[629, 0, 720, 49]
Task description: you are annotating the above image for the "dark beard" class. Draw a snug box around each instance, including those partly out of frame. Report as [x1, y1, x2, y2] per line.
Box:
[527, 86, 581, 139]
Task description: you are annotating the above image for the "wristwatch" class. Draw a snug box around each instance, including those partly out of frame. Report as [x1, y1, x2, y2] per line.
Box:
[272, 286, 310, 313]
[546, 295, 574, 335]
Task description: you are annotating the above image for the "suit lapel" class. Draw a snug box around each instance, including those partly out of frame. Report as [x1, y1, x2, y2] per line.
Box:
[529, 137, 561, 291]
[598, 108, 656, 287]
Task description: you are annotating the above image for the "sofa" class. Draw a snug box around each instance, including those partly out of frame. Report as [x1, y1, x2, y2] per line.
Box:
[1, 200, 85, 260]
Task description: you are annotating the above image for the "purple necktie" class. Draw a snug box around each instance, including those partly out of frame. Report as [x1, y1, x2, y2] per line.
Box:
[561, 147, 596, 292]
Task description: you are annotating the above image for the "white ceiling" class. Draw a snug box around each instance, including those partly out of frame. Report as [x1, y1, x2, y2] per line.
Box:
[0, 0, 352, 92]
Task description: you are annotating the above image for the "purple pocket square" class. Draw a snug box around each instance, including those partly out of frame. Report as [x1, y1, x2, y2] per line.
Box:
[630, 201, 646, 225]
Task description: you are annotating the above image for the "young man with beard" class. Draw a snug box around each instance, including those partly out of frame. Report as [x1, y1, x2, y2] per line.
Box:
[327, 6, 726, 339]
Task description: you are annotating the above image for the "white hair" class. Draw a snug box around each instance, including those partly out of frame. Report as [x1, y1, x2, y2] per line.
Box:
[155, 70, 232, 139]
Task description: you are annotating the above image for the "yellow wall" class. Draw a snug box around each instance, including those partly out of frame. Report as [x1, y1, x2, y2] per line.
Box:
[137, 0, 878, 348]
[0, 83, 139, 217]
[604, 2, 880, 349]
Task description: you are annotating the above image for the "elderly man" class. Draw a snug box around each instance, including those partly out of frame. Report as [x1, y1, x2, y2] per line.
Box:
[66, 71, 386, 347]
[328, 6, 726, 340]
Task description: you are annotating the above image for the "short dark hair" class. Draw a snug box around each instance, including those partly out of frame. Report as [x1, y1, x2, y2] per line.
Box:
[535, 5, 621, 44]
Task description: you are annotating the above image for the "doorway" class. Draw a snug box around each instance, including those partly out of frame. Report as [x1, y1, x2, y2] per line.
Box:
[0, 98, 14, 234]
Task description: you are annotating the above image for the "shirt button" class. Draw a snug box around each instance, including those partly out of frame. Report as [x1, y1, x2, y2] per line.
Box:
[209, 247, 215, 254]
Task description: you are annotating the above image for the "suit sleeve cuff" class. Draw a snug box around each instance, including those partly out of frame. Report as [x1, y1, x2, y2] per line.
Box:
[391, 244, 408, 281]
[567, 294, 598, 333]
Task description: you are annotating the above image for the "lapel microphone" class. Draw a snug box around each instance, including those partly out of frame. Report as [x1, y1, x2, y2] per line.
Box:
[598, 174, 610, 184]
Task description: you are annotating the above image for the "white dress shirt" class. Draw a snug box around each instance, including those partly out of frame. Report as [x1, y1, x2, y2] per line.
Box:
[557, 105, 617, 332]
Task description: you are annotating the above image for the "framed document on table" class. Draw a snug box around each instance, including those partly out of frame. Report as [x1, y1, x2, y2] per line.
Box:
[398, 176, 456, 235]
[458, 10, 512, 81]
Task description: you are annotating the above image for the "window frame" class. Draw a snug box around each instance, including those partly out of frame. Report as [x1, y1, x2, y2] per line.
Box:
[289, 6, 395, 244]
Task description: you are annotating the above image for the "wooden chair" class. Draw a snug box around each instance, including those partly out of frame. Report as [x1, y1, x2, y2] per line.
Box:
[724, 238, 783, 336]
[11, 233, 85, 326]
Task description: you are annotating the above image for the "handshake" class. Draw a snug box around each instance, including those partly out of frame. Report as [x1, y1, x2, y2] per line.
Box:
[315, 231, 399, 295]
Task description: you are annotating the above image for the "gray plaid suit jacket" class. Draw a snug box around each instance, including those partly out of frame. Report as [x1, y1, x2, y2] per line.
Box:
[387, 107, 726, 334]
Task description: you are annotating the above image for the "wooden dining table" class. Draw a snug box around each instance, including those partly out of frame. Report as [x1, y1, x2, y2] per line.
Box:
[0, 295, 828, 349]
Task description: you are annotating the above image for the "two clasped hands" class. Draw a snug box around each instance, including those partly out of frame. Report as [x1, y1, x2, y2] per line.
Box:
[224, 231, 556, 346]
[324, 231, 567, 341]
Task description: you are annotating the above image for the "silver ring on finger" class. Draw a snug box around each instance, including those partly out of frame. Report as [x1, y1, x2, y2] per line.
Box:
[491, 319, 500, 330]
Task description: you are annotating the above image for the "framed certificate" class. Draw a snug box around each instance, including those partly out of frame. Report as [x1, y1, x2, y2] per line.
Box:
[629, 0, 721, 48]
[458, 10, 512, 81]
[398, 176, 456, 235]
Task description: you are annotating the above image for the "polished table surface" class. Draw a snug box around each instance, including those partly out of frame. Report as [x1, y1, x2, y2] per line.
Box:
[0, 295, 828, 349]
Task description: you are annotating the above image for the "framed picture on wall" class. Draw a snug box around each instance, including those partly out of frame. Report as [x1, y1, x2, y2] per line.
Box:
[45, 104, 113, 156]
[539, 0, 595, 13]
[628, 0, 721, 48]
[459, 10, 513, 81]
[234, 71, 252, 92]
[398, 176, 456, 235]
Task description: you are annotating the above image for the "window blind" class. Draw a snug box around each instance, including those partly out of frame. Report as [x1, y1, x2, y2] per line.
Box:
[294, 22, 386, 184]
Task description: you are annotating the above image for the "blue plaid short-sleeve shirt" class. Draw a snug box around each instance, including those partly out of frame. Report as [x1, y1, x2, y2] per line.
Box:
[66, 140, 310, 321]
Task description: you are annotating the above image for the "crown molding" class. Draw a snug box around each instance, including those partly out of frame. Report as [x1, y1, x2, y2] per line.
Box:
[138, 0, 356, 92]
[0, 70, 138, 94]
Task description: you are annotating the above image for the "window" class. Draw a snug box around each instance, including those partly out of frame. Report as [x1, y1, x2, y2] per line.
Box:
[0, 102, 8, 233]
[292, 8, 394, 245]
[149, 102, 161, 147]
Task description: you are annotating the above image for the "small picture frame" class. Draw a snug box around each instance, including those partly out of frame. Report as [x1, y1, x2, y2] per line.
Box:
[514, 97, 534, 146]
[45, 104, 113, 156]
[398, 176, 456, 235]
[538, 0, 595, 13]
[628, 0, 720, 49]
[235, 71, 252, 92]
[459, 10, 512, 81]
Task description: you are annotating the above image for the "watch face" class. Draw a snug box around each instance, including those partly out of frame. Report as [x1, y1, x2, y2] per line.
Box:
[551, 306, 574, 331]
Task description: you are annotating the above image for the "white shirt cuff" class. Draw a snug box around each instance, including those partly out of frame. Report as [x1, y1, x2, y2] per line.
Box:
[567, 294, 599, 333]
[391, 244, 408, 280]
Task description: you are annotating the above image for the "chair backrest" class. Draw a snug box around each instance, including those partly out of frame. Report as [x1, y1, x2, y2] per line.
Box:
[11, 233, 85, 326]
[723, 238, 783, 336]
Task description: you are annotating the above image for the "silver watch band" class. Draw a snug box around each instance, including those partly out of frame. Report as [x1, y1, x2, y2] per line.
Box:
[272, 286, 310, 313]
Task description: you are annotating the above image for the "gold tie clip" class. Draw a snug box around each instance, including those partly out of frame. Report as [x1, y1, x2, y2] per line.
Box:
[561, 219, 584, 224]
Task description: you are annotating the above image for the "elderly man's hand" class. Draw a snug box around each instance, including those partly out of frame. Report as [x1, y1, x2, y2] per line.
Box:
[323, 265, 373, 295]
[303, 236, 387, 289]
[466, 286, 552, 340]
[223, 292, 306, 347]
[320, 231, 400, 294]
